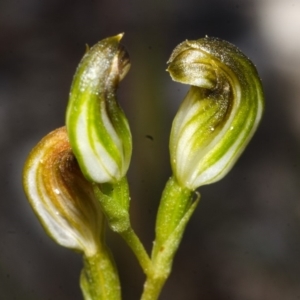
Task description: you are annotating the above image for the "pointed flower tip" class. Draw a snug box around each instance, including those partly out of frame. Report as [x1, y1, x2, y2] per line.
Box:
[169, 37, 264, 190]
[23, 127, 103, 256]
[116, 32, 125, 41]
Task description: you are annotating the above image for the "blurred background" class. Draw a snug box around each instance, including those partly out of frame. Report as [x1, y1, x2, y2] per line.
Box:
[1, 0, 300, 299]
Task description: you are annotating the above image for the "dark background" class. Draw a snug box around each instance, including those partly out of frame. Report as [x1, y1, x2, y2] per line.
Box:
[1, 0, 300, 299]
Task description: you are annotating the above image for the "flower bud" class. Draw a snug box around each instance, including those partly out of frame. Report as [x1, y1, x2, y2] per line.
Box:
[23, 127, 103, 256]
[66, 34, 132, 184]
[167, 37, 264, 190]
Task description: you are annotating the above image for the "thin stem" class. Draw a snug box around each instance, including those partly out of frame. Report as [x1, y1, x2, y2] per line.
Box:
[94, 177, 151, 274]
[80, 220, 121, 300]
[140, 275, 165, 300]
[120, 227, 152, 274]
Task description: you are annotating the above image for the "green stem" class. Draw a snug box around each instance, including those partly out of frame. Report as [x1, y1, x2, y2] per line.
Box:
[80, 220, 121, 300]
[153, 176, 193, 257]
[94, 177, 151, 274]
[140, 275, 165, 300]
[140, 176, 199, 300]
[120, 227, 152, 274]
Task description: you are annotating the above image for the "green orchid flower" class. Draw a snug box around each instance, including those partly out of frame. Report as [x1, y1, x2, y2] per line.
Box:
[167, 37, 264, 190]
[66, 34, 132, 184]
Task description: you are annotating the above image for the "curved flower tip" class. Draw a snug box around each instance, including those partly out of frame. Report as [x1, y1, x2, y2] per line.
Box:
[23, 127, 103, 257]
[66, 34, 132, 184]
[167, 37, 264, 190]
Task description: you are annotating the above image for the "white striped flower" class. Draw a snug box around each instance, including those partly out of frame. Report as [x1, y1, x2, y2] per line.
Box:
[168, 37, 264, 190]
[23, 127, 103, 257]
[66, 34, 132, 184]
